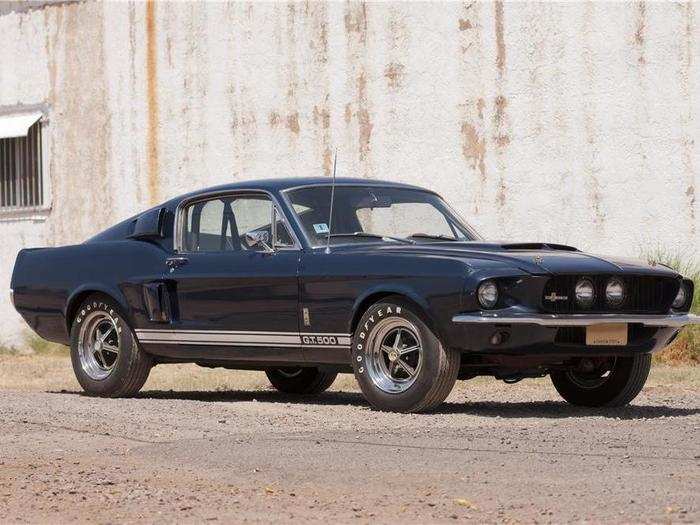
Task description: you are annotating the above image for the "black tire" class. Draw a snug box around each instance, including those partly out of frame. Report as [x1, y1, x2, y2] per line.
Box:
[550, 354, 651, 407]
[351, 298, 459, 413]
[69, 294, 152, 397]
[266, 367, 337, 394]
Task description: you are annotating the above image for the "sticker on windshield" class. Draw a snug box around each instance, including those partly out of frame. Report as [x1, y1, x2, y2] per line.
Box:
[313, 223, 329, 234]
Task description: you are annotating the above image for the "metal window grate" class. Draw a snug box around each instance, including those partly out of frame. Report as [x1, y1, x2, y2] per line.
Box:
[0, 121, 43, 209]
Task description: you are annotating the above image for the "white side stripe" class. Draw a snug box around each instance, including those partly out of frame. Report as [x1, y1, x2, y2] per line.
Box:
[134, 329, 352, 348]
[138, 331, 301, 345]
[137, 329, 303, 336]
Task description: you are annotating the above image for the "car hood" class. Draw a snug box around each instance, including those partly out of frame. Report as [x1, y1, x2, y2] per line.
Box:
[330, 241, 680, 276]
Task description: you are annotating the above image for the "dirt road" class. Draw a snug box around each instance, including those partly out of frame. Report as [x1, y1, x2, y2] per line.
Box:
[0, 356, 698, 523]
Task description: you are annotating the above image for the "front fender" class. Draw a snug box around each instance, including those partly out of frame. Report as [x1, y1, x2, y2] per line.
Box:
[349, 284, 444, 340]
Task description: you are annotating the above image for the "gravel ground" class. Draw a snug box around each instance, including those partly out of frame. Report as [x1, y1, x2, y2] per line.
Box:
[0, 355, 698, 524]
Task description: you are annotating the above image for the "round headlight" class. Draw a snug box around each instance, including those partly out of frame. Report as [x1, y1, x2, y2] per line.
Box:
[477, 280, 498, 309]
[672, 285, 687, 309]
[575, 278, 595, 308]
[605, 278, 625, 307]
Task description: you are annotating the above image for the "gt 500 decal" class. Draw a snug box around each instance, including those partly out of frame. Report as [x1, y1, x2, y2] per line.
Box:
[302, 335, 336, 345]
[300, 333, 352, 347]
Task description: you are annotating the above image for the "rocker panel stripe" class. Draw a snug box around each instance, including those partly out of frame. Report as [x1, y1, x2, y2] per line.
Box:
[134, 329, 351, 348]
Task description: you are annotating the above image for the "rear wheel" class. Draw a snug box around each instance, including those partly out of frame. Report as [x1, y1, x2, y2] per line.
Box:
[550, 354, 651, 407]
[70, 295, 152, 397]
[351, 298, 459, 413]
[266, 367, 337, 394]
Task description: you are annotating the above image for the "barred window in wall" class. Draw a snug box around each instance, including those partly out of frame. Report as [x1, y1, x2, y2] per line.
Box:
[0, 120, 44, 209]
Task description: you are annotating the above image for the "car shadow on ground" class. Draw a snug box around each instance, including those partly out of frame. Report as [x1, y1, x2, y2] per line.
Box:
[51, 388, 700, 420]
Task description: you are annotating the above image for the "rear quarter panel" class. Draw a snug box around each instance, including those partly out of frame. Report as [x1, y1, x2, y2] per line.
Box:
[11, 241, 168, 345]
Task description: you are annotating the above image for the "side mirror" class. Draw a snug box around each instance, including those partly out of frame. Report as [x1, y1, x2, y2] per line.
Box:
[244, 231, 273, 253]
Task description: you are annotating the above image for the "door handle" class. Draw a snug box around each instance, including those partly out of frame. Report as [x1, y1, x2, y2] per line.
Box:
[166, 256, 189, 270]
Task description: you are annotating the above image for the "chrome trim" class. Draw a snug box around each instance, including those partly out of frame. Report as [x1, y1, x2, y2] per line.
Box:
[451, 312, 700, 328]
[173, 188, 301, 253]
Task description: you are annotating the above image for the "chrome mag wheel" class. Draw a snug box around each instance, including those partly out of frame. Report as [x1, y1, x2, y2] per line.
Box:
[365, 318, 423, 394]
[77, 311, 121, 380]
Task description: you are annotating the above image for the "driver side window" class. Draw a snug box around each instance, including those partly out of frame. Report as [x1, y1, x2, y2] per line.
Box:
[182, 194, 295, 252]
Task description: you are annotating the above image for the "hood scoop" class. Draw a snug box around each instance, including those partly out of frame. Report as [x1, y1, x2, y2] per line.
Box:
[499, 242, 579, 252]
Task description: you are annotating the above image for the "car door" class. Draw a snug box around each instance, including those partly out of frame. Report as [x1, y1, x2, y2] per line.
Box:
[153, 190, 303, 362]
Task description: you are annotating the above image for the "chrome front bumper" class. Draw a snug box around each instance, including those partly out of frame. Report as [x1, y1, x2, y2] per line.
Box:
[452, 313, 700, 328]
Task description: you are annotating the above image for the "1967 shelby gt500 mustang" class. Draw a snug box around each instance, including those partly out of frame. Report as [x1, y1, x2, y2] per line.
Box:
[11, 178, 700, 412]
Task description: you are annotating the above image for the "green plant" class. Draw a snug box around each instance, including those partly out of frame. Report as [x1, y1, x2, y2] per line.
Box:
[640, 247, 699, 365]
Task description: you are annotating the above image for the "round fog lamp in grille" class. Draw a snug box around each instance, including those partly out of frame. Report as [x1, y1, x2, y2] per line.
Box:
[605, 278, 625, 307]
[574, 279, 595, 308]
[477, 280, 498, 309]
[672, 285, 687, 309]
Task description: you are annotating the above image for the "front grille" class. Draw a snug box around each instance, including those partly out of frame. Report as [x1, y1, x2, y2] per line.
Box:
[542, 275, 679, 314]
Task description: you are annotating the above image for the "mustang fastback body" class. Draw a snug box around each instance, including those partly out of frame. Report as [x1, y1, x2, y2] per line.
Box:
[11, 177, 698, 412]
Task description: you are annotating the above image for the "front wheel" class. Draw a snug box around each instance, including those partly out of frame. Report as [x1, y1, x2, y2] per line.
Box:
[351, 298, 459, 413]
[550, 354, 651, 407]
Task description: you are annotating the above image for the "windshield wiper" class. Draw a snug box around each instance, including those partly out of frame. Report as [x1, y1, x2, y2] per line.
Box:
[327, 232, 414, 244]
[409, 233, 458, 241]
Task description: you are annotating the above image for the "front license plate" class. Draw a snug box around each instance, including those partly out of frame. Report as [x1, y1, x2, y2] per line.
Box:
[586, 324, 628, 346]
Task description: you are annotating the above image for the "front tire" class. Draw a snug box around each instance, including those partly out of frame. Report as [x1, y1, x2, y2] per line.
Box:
[351, 298, 459, 413]
[266, 367, 337, 394]
[550, 354, 651, 407]
[70, 294, 152, 397]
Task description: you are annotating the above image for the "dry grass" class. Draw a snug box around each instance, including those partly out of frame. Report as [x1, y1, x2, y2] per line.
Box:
[0, 331, 68, 356]
[1, 353, 697, 393]
[0, 353, 360, 393]
[640, 247, 699, 365]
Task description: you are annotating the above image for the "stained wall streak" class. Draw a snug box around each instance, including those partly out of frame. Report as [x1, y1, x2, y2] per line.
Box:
[306, 2, 332, 176]
[283, 3, 300, 137]
[458, 2, 487, 214]
[634, 1, 646, 64]
[356, 70, 373, 162]
[581, 1, 604, 228]
[145, 0, 159, 205]
[492, 0, 509, 213]
[343, 1, 373, 175]
[679, 2, 696, 233]
[49, 2, 113, 243]
[494, 0, 506, 77]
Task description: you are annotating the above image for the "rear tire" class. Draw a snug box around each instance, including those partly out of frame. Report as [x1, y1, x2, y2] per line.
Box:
[266, 367, 337, 394]
[351, 298, 459, 413]
[70, 294, 152, 397]
[550, 354, 651, 407]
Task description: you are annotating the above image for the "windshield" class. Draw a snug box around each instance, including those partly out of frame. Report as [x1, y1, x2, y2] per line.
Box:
[285, 185, 480, 247]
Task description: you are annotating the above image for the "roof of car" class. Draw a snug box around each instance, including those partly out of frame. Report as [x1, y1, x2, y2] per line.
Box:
[168, 177, 432, 205]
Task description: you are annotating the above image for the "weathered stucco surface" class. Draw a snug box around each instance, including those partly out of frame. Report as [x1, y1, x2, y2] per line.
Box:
[0, 1, 698, 346]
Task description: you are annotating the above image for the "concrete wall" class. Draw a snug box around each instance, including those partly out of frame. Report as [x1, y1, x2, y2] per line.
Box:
[0, 1, 698, 347]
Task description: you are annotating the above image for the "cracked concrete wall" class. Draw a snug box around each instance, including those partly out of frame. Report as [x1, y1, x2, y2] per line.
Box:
[0, 1, 698, 346]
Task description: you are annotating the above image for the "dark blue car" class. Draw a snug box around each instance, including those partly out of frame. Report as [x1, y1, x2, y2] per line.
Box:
[11, 178, 699, 412]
